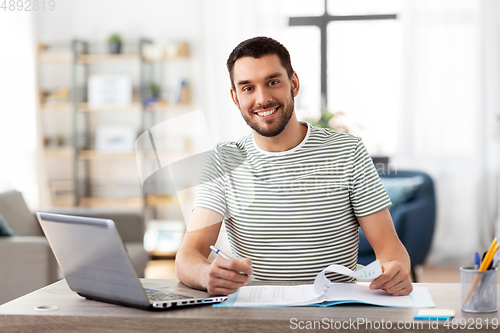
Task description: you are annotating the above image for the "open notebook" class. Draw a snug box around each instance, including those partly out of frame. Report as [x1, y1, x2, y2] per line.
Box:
[214, 260, 435, 308]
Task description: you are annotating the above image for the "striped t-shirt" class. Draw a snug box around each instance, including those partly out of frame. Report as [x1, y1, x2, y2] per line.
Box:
[193, 122, 391, 282]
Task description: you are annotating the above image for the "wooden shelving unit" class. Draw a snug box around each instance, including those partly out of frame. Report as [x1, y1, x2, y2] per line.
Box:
[37, 39, 192, 209]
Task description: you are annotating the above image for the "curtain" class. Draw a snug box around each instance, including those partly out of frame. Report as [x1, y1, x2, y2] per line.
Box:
[394, 0, 496, 264]
[0, 12, 39, 207]
[481, 0, 500, 243]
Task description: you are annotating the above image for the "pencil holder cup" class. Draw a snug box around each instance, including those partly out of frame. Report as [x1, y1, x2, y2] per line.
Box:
[460, 266, 498, 313]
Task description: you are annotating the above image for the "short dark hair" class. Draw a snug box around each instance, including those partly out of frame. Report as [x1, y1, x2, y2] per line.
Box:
[226, 36, 294, 90]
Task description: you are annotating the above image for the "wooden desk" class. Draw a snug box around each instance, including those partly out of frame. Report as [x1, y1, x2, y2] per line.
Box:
[0, 280, 498, 333]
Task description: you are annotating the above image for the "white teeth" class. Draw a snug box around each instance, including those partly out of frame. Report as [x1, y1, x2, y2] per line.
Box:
[257, 107, 277, 117]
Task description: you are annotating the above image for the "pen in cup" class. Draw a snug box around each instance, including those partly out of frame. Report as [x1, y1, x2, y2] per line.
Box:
[474, 252, 480, 270]
[210, 245, 254, 279]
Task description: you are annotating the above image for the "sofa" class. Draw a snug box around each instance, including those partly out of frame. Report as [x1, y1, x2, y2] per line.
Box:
[357, 170, 436, 282]
[0, 190, 150, 304]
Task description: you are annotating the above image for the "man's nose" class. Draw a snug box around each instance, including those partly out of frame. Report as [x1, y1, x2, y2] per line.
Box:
[255, 87, 272, 106]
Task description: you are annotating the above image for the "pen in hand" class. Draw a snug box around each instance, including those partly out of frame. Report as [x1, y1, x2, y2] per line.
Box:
[210, 245, 254, 279]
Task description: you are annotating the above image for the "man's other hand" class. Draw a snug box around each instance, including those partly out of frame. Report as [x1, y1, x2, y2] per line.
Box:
[369, 260, 413, 296]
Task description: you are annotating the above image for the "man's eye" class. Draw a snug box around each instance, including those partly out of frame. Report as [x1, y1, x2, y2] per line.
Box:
[269, 80, 279, 86]
[242, 86, 253, 92]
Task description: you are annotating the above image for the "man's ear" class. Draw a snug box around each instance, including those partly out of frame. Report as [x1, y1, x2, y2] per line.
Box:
[230, 88, 240, 109]
[291, 72, 300, 98]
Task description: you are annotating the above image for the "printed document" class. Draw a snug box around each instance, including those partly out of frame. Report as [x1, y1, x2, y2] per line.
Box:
[215, 260, 435, 308]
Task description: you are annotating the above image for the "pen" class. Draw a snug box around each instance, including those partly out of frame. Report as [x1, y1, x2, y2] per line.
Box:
[474, 252, 480, 270]
[210, 245, 254, 279]
[493, 250, 499, 269]
[210, 245, 231, 260]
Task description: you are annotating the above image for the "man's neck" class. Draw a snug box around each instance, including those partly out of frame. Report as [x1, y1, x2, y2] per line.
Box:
[252, 114, 307, 152]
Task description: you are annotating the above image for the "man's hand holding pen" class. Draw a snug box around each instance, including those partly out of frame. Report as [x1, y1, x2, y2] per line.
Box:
[207, 246, 253, 295]
[206, 257, 253, 295]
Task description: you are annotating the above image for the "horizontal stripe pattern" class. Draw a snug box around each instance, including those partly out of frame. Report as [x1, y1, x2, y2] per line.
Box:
[194, 122, 391, 282]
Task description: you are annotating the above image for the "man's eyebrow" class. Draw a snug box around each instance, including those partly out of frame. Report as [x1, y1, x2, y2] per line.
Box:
[265, 72, 283, 80]
[236, 79, 251, 87]
[235, 72, 284, 87]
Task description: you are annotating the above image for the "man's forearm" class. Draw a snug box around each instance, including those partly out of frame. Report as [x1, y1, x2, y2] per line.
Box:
[175, 209, 224, 291]
[377, 241, 411, 274]
[358, 208, 412, 275]
[175, 248, 211, 291]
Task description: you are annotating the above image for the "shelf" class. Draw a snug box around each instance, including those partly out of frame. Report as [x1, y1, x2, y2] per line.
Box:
[146, 194, 179, 207]
[40, 102, 143, 112]
[38, 43, 188, 64]
[51, 197, 76, 207]
[40, 102, 73, 111]
[79, 197, 144, 208]
[45, 149, 142, 160]
[144, 101, 192, 112]
[38, 52, 72, 64]
[44, 147, 75, 158]
[40, 101, 193, 112]
[78, 150, 136, 160]
[77, 54, 141, 64]
[39, 101, 191, 112]
[80, 102, 143, 112]
[43, 53, 190, 65]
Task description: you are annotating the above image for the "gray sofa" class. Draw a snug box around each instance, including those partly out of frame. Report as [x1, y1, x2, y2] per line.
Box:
[0, 190, 150, 305]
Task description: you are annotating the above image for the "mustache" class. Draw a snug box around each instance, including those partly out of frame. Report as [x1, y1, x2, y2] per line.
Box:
[250, 102, 281, 113]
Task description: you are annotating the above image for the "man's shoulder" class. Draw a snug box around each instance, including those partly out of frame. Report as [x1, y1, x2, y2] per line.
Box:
[214, 133, 252, 151]
[308, 124, 361, 146]
[210, 134, 252, 164]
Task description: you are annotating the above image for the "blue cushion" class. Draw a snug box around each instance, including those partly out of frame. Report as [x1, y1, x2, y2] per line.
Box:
[0, 212, 15, 236]
[381, 176, 424, 214]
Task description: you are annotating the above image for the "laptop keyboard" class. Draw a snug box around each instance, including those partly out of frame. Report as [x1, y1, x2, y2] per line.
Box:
[144, 288, 194, 302]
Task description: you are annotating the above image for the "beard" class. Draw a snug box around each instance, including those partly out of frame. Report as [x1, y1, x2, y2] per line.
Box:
[239, 89, 295, 138]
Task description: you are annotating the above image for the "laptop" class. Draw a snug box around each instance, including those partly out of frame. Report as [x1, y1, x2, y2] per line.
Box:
[36, 212, 228, 310]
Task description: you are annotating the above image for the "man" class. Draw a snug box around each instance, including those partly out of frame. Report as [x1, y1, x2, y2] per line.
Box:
[175, 36, 412, 297]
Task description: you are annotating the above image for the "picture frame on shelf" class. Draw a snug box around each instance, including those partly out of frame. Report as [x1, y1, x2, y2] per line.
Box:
[88, 75, 132, 107]
[95, 124, 136, 154]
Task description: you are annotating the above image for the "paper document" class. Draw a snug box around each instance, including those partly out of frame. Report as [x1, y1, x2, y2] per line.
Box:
[233, 285, 321, 306]
[314, 260, 382, 294]
[215, 260, 435, 308]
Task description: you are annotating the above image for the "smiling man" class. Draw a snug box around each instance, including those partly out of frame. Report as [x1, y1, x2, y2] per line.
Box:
[175, 37, 412, 297]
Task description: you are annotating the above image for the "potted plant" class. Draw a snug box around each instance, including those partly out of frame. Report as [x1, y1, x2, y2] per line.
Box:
[305, 108, 360, 134]
[108, 34, 122, 54]
[56, 134, 65, 146]
[150, 82, 160, 99]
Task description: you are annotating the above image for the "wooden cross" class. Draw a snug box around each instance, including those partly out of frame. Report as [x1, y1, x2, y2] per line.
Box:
[289, 0, 397, 107]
